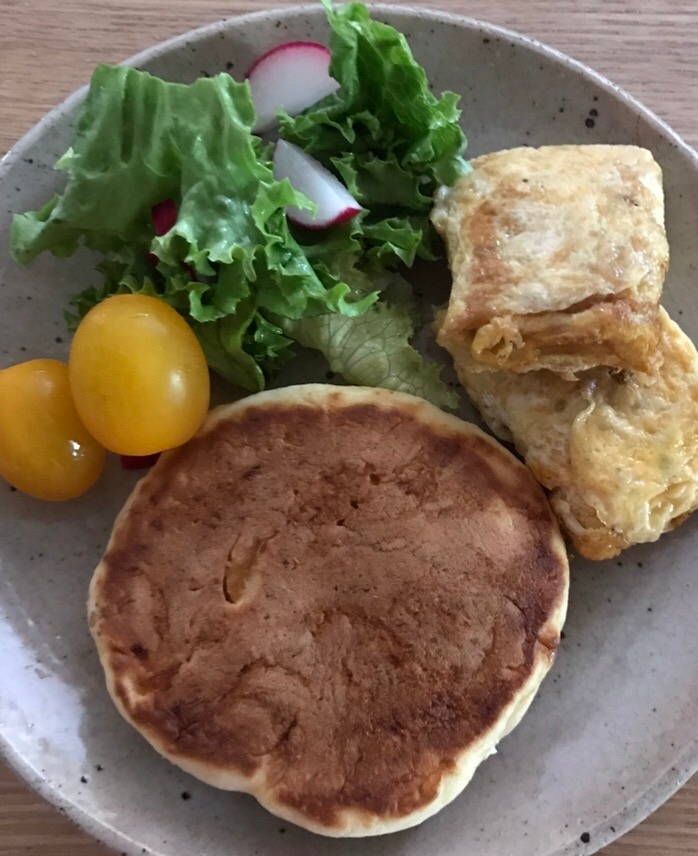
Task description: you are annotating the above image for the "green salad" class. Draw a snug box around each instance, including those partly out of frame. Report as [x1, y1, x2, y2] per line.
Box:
[11, 0, 469, 407]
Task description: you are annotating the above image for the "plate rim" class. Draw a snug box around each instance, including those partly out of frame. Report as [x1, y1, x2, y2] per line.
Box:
[0, 5, 696, 856]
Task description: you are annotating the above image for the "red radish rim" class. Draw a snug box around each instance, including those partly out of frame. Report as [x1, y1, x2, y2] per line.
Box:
[273, 140, 362, 230]
[119, 453, 161, 470]
[289, 204, 362, 231]
[151, 198, 178, 236]
[244, 40, 331, 79]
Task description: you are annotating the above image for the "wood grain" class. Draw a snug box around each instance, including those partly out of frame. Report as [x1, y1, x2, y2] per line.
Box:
[0, 1, 696, 854]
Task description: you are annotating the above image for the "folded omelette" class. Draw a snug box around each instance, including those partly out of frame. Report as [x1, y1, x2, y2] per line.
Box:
[439, 308, 698, 560]
[432, 145, 669, 377]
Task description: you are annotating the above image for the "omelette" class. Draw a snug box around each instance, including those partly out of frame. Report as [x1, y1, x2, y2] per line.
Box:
[432, 145, 669, 377]
[89, 385, 568, 836]
[439, 308, 698, 560]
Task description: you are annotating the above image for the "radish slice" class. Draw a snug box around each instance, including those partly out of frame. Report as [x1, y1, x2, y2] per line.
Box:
[246, 41, 340, 134]
[148, 200, 197, 279]
[151, 198, 178, 236]
[273, 140, 362, 230]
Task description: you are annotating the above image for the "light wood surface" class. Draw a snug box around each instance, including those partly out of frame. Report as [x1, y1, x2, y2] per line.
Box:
[0, 1, 696, 854]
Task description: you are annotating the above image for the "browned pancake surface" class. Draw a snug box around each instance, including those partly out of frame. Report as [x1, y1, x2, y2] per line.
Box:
[90, 387, 567, 830]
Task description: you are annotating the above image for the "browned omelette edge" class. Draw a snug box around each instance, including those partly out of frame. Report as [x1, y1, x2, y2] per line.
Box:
[431, 145, 668, 378]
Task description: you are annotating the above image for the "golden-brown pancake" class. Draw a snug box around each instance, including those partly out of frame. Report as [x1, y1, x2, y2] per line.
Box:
[432, 145, 669, 377]
[440, 308, 698, 560]
[88, 384, 569, 836]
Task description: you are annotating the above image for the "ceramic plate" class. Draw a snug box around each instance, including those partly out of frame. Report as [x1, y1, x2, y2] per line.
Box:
[0, 5, 696, 856]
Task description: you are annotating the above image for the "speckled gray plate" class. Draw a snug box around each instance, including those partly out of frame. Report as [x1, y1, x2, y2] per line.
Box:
[0, 5, 696, 856]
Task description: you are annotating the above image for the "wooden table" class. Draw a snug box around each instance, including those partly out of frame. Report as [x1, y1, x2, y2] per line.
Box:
[0, 0, 696, 854]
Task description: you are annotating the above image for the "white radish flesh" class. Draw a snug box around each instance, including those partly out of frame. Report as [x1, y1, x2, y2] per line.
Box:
[246, 41, 340, 134]
[273, 139, 361, 230]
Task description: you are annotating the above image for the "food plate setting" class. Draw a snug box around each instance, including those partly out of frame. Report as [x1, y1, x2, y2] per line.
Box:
[0, 4, 696, 856]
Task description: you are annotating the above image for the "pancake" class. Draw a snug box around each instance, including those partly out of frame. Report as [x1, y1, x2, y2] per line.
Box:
[88, 384, 569, 836]
[431, 145, 669, 377]
[440, 308, 698, 560]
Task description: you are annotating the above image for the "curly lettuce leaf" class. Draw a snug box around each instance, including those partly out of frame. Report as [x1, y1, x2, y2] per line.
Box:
[282, 301, 458, 409]
[281, 2, 468, 184]
[11, 66, 362, 314]
[191, 305, 294, 393]
[280, 0, 469, 267]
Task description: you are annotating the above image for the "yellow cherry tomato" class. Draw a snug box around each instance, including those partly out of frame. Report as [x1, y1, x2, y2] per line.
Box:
[69, 294, 210, 456]
[0, 359, 106, 501]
